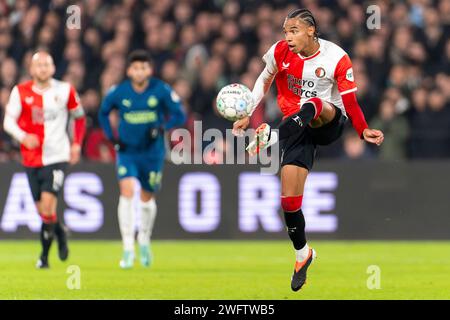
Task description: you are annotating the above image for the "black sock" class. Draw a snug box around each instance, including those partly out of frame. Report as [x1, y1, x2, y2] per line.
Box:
[278, 102, 316, 140]
[283, 209, 307, 250]
[54, 222, 65, 240]
[40, 223, 55, 259]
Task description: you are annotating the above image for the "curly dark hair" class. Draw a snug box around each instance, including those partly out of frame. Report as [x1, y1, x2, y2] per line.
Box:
[286, 8, 319, 39]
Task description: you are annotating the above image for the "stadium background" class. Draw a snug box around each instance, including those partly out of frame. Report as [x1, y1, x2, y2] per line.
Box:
[0, 0, 449, 300]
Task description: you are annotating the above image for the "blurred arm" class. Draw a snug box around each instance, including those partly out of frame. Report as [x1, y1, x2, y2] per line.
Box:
[335, 54, 368, 138]
[248, 42, 278, 116]
[67, 85, 86, 146]
[249, 66, 276, 116]
[162, 85, 186, 130]
[341, 92, 368, 138]
[98, 87, 117, 141]
[3, 86, 26, 143]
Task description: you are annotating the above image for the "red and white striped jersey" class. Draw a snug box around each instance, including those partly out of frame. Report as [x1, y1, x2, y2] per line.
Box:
[4, 79, 82, 167]
[263, 38, 357, 118]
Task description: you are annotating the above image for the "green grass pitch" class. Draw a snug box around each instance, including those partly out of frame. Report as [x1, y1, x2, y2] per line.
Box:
[0, 240, 449, 300]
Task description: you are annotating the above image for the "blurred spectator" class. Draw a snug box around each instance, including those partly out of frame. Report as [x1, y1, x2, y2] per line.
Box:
[0, 0, 449, 163]
[407, 89, 450, 158]
[340, 129, 375, 160]
[84, 128, 116, 163]
[370, 99, 409, 160]
[0, 58, 18, 89]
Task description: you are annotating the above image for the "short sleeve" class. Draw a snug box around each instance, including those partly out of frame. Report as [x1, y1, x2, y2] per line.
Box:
[262, 42, 278, 75]
[334, 54, 357, 95]
[67, 85, 81, 110]
[5, 86, 22, 118]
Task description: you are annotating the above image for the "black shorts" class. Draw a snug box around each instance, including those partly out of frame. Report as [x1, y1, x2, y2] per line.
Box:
[280, 105, 347, 171]
[25, 162, 68, 202]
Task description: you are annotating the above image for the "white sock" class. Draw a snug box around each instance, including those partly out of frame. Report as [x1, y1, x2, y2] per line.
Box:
[295, 243, 309, 262]
[137, 198, 157, 246]
[118, 196, 135, 252]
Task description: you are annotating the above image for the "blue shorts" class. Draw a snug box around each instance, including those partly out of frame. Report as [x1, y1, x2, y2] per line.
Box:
[116, 152, 164, 192]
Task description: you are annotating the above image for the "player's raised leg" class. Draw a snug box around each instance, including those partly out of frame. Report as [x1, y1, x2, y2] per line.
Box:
[246, 99, 335, 156]
[118, 177, 136, 269]
[137, 190, 157, 267]
[281, 165, 316, 291]
[278, 97, 336, 140]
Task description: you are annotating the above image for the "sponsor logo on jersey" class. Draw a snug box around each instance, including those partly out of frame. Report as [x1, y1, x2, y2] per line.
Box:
[287, 74, 318, 98]
[315, 67, 326, 78]
[31, 107, 44, 124]
[282, 62, 290, 70]
[43, 110, 59, 121]
[346, 68, 354, 82]
[124, 111, 157, 124]
[147, 96, 158, 108]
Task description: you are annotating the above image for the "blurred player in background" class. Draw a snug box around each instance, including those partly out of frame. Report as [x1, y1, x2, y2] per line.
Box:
[3, 51, 86, 268]
[99, 50, 186, 269]
[233, 9, 384, 291]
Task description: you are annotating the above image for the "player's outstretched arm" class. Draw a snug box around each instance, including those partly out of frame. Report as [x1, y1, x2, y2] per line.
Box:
[362, 128, 384, 146]
[341, 91, 384, 146]
[335, 54, 384, 146]
[232, 65, 276, 137]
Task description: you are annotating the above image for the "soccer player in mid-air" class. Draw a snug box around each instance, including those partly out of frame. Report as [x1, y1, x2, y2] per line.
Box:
[99, 50, 186, 269]
[3, 51, 86, 268]
[233, 9, 384, 291]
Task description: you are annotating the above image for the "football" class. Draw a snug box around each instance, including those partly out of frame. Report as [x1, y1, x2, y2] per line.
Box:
[216, 83, 254, 121]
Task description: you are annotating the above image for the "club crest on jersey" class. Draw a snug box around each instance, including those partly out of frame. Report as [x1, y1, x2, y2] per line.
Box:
[118, 166, 127, 176]
[147, 96, 158, 108]
[315, 67, 326, 78]
[122, 99, 132, 107]
[282, 62, 290, 70]
[25, 96, 34, 105]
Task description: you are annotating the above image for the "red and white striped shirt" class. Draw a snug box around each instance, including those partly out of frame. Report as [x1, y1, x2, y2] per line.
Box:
[252, 38, 368, 136]
[3, 79, 85, 167]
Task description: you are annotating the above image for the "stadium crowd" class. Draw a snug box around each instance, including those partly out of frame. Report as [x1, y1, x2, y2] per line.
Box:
[0, 0, 449, 162]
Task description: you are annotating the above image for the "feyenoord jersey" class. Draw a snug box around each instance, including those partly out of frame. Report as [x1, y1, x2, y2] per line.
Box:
[263, 38, 357, 118]
[5, 79, 81, 167]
